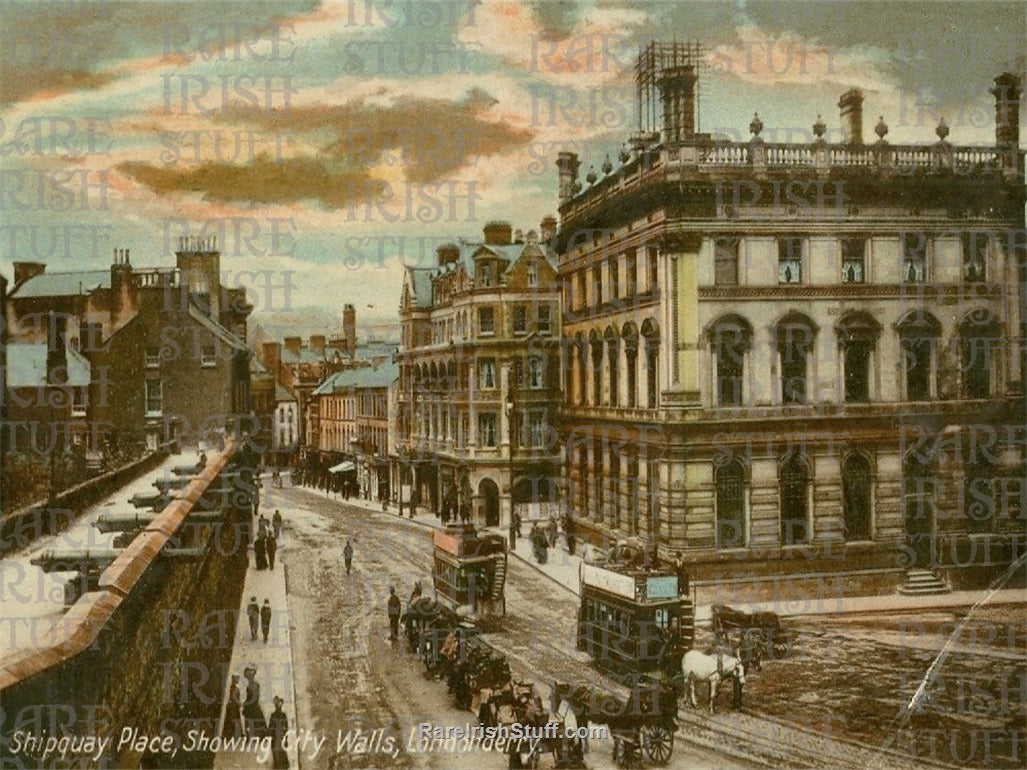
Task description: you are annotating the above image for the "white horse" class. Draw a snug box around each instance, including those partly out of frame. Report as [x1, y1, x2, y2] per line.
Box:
[681, 649, 746, 714]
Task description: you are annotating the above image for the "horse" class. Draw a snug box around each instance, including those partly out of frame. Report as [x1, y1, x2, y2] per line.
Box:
[681, 649, 745, 714]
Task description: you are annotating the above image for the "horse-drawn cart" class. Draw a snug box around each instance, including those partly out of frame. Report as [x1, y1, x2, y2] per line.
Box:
[553, 676, 680, 768]
[710, 604, 790, 671]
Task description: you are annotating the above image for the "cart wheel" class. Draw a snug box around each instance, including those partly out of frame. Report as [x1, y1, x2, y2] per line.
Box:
[642, 725, 674, 766]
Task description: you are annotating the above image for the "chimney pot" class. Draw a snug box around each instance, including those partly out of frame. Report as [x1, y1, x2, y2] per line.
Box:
[838, 89, 864, 145]
[556, 151, 580, 205]
[991, 72, 1022, 146]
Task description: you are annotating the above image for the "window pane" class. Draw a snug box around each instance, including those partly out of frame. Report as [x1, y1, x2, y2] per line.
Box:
[778, 238, 802, 284]
[714, 238, 739, 286]
[844, 342, 870, 402]
[842, 239, 865, 283]
[903, 233, 927, 283]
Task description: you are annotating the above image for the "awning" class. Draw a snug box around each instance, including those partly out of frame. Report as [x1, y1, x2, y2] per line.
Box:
[329, 461, 356, 473]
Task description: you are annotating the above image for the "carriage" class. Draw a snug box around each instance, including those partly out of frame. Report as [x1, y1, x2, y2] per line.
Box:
[710, 604, 790, 671]
[551, 676, 681, 768]
[576, 552, 694, 676]
[432, 524, 508, 618]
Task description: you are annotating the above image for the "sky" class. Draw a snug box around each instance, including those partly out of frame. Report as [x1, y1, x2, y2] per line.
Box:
[1, 0, 1024, 334]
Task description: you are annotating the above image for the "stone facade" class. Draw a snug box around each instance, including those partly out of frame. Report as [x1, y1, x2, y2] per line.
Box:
[557, 55, 1025, 595]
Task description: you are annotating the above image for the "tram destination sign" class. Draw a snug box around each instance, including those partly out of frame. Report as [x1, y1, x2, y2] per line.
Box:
[645, 576, 678, 600]
[580, 563, 637, 601]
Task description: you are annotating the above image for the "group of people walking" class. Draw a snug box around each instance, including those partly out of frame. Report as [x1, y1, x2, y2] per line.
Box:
[221, 666, 290, 768]
[253, 510, 284, 571]
[246, 596, 276, 644]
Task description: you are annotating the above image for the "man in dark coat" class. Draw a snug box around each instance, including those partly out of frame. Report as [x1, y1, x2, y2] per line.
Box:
[269, 696, 289, 769]
[260, 599, 272, 643]
[344, 539, 353, 575]
[254, 533, 268, 570]
[242, 666, 266, 738]
[266, 533, 277, 570]
[222, 674, 244, 738]
[246, 597, 260, 641]
[387, 586, 401, 641]
[272, 509, 283, 539]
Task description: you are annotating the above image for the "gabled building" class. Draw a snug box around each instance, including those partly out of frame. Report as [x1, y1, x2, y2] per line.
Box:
[5, 241, 252, 456]
[396, 222, 562, 527]
[556, 43, 1025, 598]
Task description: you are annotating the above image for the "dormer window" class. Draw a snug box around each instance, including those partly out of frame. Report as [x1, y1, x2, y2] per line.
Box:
[527, 261, 538, 287]
[479, 263, 494, 287]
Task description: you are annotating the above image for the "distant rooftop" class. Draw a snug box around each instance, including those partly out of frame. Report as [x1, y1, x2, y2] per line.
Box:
[6, 343, 91, 388]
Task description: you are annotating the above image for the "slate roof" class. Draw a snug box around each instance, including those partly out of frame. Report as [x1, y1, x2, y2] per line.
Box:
[280, 346, 348, 365]
[275, 383, 297, 402]
[6, 343, 91, 388]
[312, 361, 399, 396]
[10, 270, 110, 298]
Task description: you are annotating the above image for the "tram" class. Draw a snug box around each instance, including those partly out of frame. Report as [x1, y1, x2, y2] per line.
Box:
[576, 550, 694, 675]
[431, 523, 507, 618]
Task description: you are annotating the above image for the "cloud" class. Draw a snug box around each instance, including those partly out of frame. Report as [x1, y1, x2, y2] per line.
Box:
[116, 155, 384, 208]
[0, 69, 120, 105]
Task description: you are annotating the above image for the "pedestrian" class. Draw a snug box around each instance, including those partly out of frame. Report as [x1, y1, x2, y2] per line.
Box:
[673, 551, 689, 595]
[254, 533, 268, 570]
[222, 674, 244, 739]
[246, 597, 259, 641]
[272, 509, 283, 540]
[266, 533, 277, 570]
[387, 586, 401, 641]
[547, 516, 558, 548]
[260, 599, 272, 643]
[269, 696, 289, 769]
[242, 666, 266, 738]
[344, 539, 353, 575]
[258, 515, 269, 539]
[513, 511, 522, 537]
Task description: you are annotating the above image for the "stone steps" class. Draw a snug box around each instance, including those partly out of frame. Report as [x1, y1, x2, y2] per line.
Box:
[897, 568, 951, 595]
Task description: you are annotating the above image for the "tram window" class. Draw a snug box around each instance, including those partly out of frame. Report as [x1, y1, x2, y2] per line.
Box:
[655, 609, 669, 629]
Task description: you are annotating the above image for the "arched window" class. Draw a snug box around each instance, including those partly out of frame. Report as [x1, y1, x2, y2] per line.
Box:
[577, 445, 588, 517]
[590, 334, 603, 406]
[777, 312, 816, 405]
[623, 323, 639, 408]
[605, 328, 620, 406]
[642, 319, 660, 409]
[715, 458, 746, 549]
[837, 312, 880, 403]
[610, 451, 621, 528]
[709, 315, 752, 407]
[897, 311, 940, 401]
[779, 453, 809, 545]
[842, 453, 872, 541]
[961, 311, 999, 399]
[576, 336, 587, 405]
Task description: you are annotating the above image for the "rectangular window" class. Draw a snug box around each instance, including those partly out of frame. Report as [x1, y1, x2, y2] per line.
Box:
[71, 387, 87, 417]
[648, 247, 659, 292]
[145, 379, 163, 416]
[521, 411, 545, 448]
[609, 257, 620, 298]
[961, 232, 987, 282]
[479, 264, 493, 287]
[513, 305, 527, 335]
[841, 239, 866, 283]
[537, 305, 551, 334]
[778, 237, 802, 284]
[145, 347, 160, 368]
[592, 265, 603, 306]
[625, 251, 637, 296]
[903, 233, 927, 283]
[478, 306, 494, 335]
[714, 237, 739, 286]
[576, 271, 587, 311]
[479, 413, 498, 447]
[201, 346, 216, 367]
[526, 357, 544, 389]
[479, 358, 497, 389]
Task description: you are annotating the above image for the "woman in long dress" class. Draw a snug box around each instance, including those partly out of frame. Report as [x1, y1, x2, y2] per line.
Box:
[222, 674, 244, 738]
[254, 534, 268, 570]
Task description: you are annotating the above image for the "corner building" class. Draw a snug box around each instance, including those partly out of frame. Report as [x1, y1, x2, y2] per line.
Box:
[397, 222, 562, 528]
[557, 45, 1025, 600]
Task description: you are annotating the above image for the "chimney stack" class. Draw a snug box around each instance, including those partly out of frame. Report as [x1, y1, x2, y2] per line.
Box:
[46, 312, 68, 387]
[483, 221, 512, 245]
[12, 262, 46, 287]
[437, 243, 460, 267]
[310, 335, 326, 355]
[284, 336, 302, 356]
[262, 341, 281, 378]
[540, 215, 557, 243]
[556, 151, 580, 205]
[343, 304, 357, 358]
[838, 89, 864, 144]
[657, 64, 698, 145]
[991, 72, 1022, 146]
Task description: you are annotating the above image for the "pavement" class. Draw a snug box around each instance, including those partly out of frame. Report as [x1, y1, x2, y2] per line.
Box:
[313, 485, 1027, 620]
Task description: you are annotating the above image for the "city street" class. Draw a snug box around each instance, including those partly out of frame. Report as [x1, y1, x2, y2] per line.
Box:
[271, 481, 755, 770]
